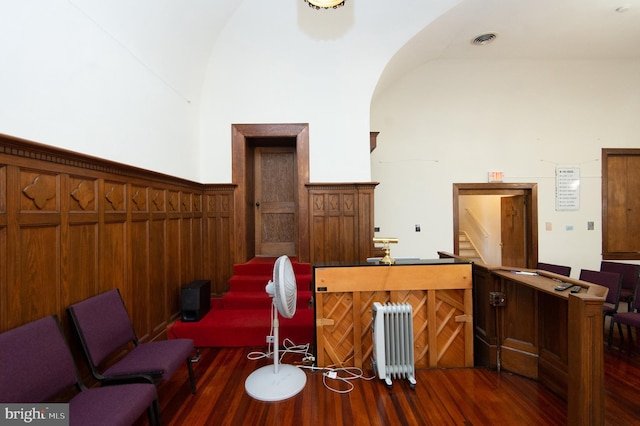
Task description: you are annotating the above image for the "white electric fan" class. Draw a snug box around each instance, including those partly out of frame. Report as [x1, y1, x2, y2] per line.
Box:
[244, 255, 307, 401]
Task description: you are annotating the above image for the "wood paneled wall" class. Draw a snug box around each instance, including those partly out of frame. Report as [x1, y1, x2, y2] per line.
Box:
[0, 134, 233, 341]
[1, 135, 378, 341]
[308, 183, 377, 264]
[203, 184, 235, 296]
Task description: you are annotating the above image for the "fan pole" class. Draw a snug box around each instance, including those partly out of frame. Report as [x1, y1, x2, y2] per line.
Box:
[272, 301, 280, 374]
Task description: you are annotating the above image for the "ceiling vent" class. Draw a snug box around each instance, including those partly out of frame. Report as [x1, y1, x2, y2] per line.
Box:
[471, 33, 497, 46]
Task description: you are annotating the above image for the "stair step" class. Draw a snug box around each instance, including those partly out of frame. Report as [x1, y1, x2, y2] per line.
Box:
[233, 258, 311, 276]
[221, 291, 313, 310]
[169, 307, 314, 347]
[460, 249, 478, 256]
[228, 274, 311, 292]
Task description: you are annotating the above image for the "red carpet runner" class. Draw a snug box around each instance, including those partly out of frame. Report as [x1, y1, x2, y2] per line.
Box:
[168, 257, 314, 347]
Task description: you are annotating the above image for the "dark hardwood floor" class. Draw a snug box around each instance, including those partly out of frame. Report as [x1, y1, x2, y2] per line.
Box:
[138, 330, 640, 426]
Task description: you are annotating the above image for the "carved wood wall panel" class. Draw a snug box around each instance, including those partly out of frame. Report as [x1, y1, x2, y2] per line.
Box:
[203, 188, 235, 295]
[0, 134, 231, 344]
[308, 183, 377, 263]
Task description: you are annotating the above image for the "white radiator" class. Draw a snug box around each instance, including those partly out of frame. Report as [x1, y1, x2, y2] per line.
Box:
[371, 302, 417, 388]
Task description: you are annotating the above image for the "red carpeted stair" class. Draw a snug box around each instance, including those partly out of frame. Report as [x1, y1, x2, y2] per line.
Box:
[168, 257, 314, 347]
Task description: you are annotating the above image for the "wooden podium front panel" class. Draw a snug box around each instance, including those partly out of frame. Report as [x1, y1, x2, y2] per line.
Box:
[314, 263, 473, 370]
[501, 279, 539, 379]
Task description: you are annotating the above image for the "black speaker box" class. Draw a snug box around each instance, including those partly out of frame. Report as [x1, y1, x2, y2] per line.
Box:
[181, 279, 211, 322]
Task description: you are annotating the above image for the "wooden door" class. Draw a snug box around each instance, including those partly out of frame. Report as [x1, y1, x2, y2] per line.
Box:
[501, 195, 527, 268]
[603, 152, 640, 256]
[254, 146, 297, 256]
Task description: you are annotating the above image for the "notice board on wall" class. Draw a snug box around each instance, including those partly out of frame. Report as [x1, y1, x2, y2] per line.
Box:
[556, 167, 580, 211]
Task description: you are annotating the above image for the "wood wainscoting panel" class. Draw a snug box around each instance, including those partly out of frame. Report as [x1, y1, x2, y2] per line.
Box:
[314, 262, 474, 370]
[0, 134, 235, 347]
[203, 186, 235, 295]
[130, 216, 151, 339]
[150, 216, 168, 332]
[10, 225, 60, 329]
[99, 220, 127, 296]
[62, 221, 98, 319]
[307, 183, 377, 264]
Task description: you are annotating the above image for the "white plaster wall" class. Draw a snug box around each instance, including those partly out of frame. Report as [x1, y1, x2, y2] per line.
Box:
[198, 0, 457, 183]
[0, 1, 205, 181]
[371, 59, 640, 277]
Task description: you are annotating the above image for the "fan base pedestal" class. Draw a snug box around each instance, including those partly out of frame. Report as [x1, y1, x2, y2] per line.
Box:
[245, 364, 307, 402]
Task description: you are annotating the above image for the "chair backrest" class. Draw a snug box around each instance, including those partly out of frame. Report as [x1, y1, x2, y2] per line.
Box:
[579, 269, 622, 305]
[600, 261, 640, 293]
[68, 289, 137, 369]
[537, 262, 571, 277]
[0, 316, 78, 403]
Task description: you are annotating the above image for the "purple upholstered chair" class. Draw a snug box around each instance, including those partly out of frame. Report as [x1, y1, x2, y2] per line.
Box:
[537, 262, 571, 277]
[609, 286, 640, 348]
[579, 269, 623, 326]
[0, 315, 160, 426]
[600, 261, 640, 311]
[68, 289, 197, 394]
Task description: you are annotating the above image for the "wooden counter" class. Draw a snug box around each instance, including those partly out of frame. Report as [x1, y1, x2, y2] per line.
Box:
[492, 268, 606, 426]
[438, 253, 607, 425]
[313, 259, 474, 370]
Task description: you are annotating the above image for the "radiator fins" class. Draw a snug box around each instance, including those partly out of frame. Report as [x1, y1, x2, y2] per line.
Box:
[372, 302, 417, 388]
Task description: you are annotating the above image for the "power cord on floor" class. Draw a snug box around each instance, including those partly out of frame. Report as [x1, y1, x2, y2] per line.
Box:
[246, 337, 376, 394]
[246, 337, 313, 363]
[298, 365, 376, 394]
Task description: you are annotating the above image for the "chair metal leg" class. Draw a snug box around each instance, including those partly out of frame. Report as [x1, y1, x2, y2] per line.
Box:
[187, 358, 197, 394]
[608, 319, 615, 348]
[147, 398, 161, 426]
[617, 322, 625, 345]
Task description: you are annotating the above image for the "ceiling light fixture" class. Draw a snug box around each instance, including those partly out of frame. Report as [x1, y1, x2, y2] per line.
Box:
[304, 0, 346, 9]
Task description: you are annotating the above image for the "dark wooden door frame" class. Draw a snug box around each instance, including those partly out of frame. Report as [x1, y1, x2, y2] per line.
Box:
[453, 183, 538, 268]
[232, 123, 310, 264]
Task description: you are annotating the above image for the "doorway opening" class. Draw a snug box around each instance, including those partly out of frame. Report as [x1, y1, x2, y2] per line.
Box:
[453, 183, 538, 268]
[232, 124, 310, 264]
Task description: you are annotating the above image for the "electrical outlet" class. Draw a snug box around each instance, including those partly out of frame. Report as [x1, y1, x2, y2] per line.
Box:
[415, 224, 421, 232]
[489, 292, 506, 307]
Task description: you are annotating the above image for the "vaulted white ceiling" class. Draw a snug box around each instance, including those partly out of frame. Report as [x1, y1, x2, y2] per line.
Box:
[375, 0, 640, 95]
[67, 0, 640, 104]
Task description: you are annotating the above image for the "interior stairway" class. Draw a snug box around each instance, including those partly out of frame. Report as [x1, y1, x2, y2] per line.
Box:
[459, 231, 484, 264]
[168, 257, 315, 347]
